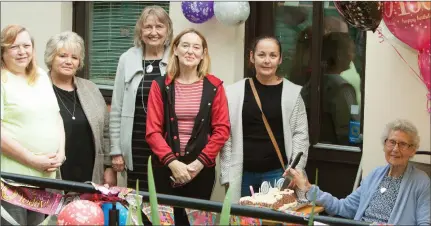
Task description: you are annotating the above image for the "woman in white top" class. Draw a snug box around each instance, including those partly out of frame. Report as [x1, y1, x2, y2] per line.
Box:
[1, 24, 65, 225]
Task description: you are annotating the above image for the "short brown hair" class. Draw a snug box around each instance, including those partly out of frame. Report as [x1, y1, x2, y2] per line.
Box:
[134, 5, 173, 48]
[167, 28, 211, 80]
[1, 24, 38, 85]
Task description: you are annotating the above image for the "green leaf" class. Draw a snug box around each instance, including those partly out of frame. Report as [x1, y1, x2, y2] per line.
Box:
[148, 156, 161, 225]
[126, 208, 132, 226]
[219, 187, 232, 225]
[136, 179, 143, 225]
[308, 168, 319, 226]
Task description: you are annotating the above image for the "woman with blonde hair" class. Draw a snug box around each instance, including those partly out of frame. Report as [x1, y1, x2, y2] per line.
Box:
[1, 24, 65, 225]
[146, 28, 230, 225]
[44, 31, 116, 186]
[109, 5, 173, 190]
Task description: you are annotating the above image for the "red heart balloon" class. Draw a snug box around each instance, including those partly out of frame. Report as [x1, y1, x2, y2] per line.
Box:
[418, 45, 431, 91]
[383, 1, 431, 51]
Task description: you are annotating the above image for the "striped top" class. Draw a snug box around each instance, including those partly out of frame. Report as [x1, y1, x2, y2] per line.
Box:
[174, 79, 203, 156]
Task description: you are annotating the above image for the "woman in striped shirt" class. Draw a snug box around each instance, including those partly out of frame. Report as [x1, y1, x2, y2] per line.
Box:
[146, 28, 230, 226]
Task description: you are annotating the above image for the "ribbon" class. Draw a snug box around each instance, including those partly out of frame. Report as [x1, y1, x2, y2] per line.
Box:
[376, 29, 430, 112]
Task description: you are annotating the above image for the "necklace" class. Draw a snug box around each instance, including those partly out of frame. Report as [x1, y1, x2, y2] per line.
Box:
[145, 59, 157, 73]
[141, 59, 160, 113]
[53, 85, 76, 120]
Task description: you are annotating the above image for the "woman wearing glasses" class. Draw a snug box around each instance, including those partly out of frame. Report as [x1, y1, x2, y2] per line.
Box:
[287, 119, 430, 225]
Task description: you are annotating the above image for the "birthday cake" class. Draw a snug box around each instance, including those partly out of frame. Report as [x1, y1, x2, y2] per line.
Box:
[239, 187, 297, 210]
[239, 179, 298, 210]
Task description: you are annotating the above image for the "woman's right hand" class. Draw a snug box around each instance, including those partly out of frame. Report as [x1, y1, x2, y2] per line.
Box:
[168, 160, 191, 184]
[111, 155, 125, 172]
[28, 153, 62, 172]
[289, 168, 312, 192]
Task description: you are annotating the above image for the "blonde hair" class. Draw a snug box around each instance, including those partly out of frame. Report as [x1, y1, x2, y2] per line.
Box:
[44, 31, 85, 71]
[134, 5, 173, 48]
[1, 24, 38, 85]
[167, 28, 211, 80]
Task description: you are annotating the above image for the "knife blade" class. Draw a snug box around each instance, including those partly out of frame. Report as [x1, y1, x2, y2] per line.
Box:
[281, 151, 303, 190]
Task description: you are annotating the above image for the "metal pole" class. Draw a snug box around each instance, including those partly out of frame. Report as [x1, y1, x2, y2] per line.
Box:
[1, 172, 370, 226]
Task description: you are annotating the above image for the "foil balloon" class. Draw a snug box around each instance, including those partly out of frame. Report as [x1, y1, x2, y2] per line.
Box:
[214, 2, 250, 26]
[383, 1, 431, 51]
[181, 1, 214, 24]
[377, 20, 411, 49]
[334, 1, 383, 32]
[57, 200, 104, 225]
[418, 46, 431, 91]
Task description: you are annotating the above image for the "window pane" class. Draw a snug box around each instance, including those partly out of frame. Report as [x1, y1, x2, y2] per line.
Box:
[274, 1, 365, 147]
[88, 2, 170, 87]
[318, 2, 365, 146]
[274, 1, 313, 84]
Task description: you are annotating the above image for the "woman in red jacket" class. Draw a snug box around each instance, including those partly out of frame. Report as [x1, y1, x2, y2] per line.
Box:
[146, 28, 230, 225]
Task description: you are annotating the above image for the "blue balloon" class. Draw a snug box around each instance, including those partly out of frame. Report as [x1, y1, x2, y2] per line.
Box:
[101, 202, 128, 226]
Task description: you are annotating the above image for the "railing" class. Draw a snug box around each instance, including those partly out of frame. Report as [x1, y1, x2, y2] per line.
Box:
[1, 172, 370, 226]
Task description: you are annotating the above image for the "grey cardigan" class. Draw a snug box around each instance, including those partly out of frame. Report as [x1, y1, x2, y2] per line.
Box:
[58, 77, 111, 184]
[109, 46, 170, 171]
[220, 78, 310, 203]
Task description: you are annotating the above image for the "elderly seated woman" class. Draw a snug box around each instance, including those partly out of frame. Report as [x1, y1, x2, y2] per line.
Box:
[287, 119, 430, 225]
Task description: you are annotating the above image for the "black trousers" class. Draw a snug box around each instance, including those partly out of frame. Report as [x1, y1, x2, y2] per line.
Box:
[153, 165, 216, 226]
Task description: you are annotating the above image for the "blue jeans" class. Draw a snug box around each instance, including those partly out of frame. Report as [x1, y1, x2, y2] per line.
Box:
[241, 168, 284, 197]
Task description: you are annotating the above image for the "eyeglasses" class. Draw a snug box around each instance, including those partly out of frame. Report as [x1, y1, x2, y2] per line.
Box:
[384, 139, 414, 150]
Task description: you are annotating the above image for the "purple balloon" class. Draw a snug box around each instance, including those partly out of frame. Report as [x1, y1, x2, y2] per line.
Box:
[181, 1, 214, 24]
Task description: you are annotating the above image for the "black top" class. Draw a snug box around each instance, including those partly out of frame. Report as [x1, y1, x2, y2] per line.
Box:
[242, 76, 287, 172]
[128, 59, 162, 188]
[53, 85, 95, 182]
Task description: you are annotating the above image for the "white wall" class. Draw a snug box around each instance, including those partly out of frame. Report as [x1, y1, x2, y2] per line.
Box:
[169, 2, 245, 202]
[1, 2, 73, 71]
[362, 32, 431, 176]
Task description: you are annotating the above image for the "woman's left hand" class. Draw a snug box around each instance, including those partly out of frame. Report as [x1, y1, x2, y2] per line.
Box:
[186, 160, 204, 181]
[104, 168, 117, 186]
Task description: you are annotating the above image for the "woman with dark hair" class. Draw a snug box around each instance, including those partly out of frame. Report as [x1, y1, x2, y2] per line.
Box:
[220, 36, 310, 203]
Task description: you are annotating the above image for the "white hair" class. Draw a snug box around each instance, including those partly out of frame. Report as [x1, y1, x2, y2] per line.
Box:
[382, 119, 420, 149]
[44, 31, 85, 70]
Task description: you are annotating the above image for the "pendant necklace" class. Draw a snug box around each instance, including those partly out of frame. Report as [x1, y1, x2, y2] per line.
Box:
[146, 59, 156, 73]
[53, 85, 77, 120]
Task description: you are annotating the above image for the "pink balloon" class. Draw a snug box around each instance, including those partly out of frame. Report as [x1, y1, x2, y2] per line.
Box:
[383, 1, 431, 51]
[418, 46, 431, 91]
[57, 200, 104, 226]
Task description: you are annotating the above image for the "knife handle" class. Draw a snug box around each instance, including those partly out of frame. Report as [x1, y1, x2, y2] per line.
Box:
[290, 152, 303, 169]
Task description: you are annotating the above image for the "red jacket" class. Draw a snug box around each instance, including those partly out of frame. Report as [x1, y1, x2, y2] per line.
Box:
[146, 74, 230, 167]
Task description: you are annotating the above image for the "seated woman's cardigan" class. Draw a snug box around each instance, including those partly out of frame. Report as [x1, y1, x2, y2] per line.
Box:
[307, 162, 430, 225]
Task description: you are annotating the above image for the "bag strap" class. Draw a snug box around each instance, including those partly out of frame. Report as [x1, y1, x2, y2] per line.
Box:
[248, 78, 286, 171]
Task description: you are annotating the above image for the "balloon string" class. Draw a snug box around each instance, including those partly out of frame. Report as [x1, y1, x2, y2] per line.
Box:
[376, 30, 426, 85]
[377, 29, 429, 113]
[427, 92, 431, 113]
[376, 28, 385, 43]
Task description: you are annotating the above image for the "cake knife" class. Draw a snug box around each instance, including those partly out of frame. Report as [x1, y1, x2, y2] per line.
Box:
[281, 151, 303, 190]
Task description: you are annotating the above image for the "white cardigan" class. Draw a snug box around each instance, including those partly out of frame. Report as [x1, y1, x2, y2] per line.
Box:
[220, 78, 310, 203]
